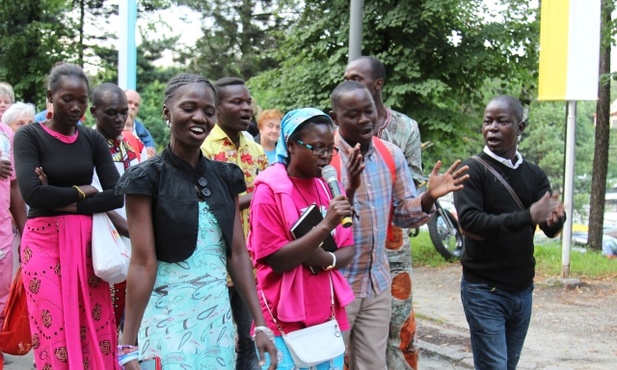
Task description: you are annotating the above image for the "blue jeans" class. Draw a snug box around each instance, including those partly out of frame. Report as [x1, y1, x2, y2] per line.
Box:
[460, 277, 533, 370]
[229, 286, 260, 370]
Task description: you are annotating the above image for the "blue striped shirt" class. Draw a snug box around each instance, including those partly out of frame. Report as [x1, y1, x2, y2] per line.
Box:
[335, 135, 433, 298]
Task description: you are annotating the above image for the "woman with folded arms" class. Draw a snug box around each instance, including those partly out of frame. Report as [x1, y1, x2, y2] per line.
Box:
[14, 63, 123, 369]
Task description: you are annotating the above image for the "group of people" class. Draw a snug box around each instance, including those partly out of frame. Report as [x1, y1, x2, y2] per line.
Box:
[0, 54, 566, 370]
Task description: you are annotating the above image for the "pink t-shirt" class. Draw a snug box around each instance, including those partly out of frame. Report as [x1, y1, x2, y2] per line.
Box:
[0, 123, 15, 247]
[249, 165, 354, 335]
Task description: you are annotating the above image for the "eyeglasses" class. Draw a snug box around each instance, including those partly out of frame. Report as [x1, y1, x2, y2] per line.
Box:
[196, 177, 211, 199]
[295, 140, 339, 156]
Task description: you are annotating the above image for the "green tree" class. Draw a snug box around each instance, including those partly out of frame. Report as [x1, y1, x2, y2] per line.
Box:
[520, 100, 597, 221]
[0, 0, 76, 107]
[248, 0, 540, 166]
[174, 0, 286, 81]
[588, 0, 615, 250]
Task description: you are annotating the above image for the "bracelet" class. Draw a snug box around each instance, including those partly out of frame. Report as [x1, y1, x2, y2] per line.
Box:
[73, 185, 86, 200]
[253, 325, 275, 342]
[117, 345, 139, 365]
[323, 252, 336, 271]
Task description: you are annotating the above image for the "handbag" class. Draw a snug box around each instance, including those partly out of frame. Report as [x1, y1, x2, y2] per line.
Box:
[261, 273, 345, 368]
[92, 213, 131, 284]
[0, 267, 32, 355]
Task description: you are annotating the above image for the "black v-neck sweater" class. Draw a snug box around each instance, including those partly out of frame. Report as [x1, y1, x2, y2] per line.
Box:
[453, 152, 564, 291]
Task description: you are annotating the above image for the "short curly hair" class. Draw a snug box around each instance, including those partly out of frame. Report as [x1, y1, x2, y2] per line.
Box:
[257, 109, 284, 130]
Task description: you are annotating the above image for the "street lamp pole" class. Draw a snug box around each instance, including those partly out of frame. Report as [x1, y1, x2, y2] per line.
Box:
[119, 0, 137, 90]
[349, 0, 364, 62]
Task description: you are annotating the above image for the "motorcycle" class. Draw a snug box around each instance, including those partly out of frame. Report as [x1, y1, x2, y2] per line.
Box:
[410, 142, 464, 260]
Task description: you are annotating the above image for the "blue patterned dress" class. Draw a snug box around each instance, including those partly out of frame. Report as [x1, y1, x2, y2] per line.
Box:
[138, 202, 235, 369]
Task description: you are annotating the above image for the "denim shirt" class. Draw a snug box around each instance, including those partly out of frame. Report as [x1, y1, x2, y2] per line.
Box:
[116, 145, 246, 262]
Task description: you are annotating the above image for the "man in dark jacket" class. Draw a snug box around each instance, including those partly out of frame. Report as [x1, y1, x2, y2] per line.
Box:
[453, 95, 565, 370]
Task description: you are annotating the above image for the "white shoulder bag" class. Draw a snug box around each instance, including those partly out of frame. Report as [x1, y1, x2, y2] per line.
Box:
[91, 213, 131, 284]
[261, 273, 345, 367]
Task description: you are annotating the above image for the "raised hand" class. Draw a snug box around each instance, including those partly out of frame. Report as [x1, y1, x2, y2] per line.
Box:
[344, 143, 364, 193]
[530, 191, 564, 225]
[426, 159, 470, 200]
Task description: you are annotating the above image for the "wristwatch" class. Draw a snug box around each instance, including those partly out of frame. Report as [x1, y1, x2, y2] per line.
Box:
[323, 252, 337, 271]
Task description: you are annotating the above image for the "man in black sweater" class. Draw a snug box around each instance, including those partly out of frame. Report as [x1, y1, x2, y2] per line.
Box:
[453, 95, 565, 370]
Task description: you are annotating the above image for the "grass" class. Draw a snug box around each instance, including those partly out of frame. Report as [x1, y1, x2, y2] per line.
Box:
[411, 230, 617, 281]
[410, 230, 453, 267]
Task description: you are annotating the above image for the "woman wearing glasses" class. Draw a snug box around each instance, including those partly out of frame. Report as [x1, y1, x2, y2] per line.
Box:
[116, 73, 277, 370]
[248, 108, 362, 369]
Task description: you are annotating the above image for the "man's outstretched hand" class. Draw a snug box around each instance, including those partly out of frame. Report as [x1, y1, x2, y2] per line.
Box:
[421, 160, 469, 212]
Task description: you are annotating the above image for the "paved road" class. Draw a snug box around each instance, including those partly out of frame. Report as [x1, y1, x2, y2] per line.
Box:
[6, 264, 616, 369]
[3, 352, 32, 369]
[413, 264, 617, 370]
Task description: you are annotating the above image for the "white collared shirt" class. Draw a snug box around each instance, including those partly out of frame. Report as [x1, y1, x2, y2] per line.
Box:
[483, 146, 523, 169]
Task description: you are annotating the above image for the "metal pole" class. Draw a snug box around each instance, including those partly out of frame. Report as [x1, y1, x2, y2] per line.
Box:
[349, 0, 364, 62]
[561, 100, 576, 278]
[118, 0, 137, 90]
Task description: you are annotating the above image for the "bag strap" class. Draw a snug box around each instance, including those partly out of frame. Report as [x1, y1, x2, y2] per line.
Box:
[260, 272, 335, 336]
[330, 136, 395, 184]
[471, 155, 525, 211]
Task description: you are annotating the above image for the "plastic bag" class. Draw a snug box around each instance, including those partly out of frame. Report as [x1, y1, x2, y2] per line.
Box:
[0, 267, 32, 355]
[92, 213, 131, 284]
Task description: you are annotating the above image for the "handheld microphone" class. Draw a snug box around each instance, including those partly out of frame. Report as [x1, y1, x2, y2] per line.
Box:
[321, 165, 353, 228]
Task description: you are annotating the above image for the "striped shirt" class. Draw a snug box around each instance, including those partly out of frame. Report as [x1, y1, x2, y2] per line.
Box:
[335, 135, 433, 298]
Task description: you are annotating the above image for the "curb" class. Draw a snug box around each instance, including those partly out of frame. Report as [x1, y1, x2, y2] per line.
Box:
[418, 339, 474, 369]
[416, 316, 474, 369]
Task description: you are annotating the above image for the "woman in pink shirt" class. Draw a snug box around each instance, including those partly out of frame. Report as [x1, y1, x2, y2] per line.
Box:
[248, 108, 361, 370]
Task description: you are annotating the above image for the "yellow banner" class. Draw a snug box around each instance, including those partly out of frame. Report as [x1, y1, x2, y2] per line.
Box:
[538, 0, 601, 101]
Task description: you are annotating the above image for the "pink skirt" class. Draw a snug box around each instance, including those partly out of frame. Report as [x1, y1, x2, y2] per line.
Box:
[20, 215, 119, 370]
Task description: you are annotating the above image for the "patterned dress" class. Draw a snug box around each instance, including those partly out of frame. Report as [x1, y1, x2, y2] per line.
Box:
[138, 201, 235, 369]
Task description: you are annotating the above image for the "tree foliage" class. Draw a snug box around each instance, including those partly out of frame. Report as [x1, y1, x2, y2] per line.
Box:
[588, 0, 615, 250]
[248, 0, 540, 165]
[519, 100, 597, 221]
[174, 0, 288, 80]
[0, 0, 76, 107]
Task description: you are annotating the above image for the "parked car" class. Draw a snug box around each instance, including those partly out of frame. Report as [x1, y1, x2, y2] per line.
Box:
[571, 232, 617, 257]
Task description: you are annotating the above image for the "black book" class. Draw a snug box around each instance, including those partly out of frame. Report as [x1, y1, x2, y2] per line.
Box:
[290, 204, 337, 252]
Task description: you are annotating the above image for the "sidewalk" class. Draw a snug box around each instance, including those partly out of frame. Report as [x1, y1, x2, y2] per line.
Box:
[413, 264, 617, 370]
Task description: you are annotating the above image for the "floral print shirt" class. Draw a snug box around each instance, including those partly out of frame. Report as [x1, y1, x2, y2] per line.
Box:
[201, 125, 269, 237]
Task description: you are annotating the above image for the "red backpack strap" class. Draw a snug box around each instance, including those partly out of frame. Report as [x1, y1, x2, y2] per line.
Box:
[330, 137, 396, 189]
[371, 137, 395, 184]
[372, 137, 399, 243]
[330, 149, 343, 181]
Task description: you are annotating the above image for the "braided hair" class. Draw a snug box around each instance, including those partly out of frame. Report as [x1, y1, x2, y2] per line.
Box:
[47, 63, 89, 94]
[164, 73, 216, 105]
